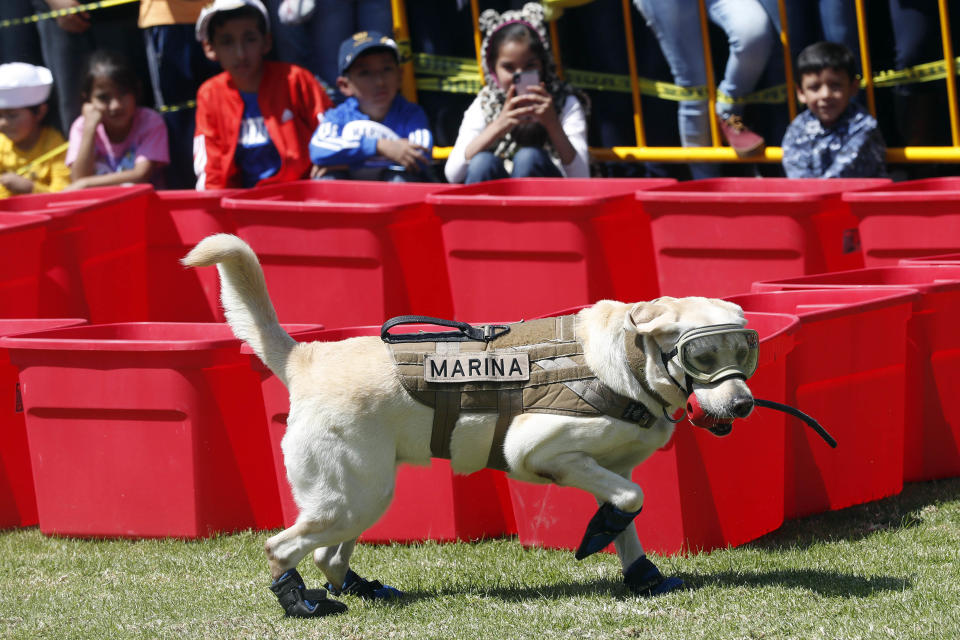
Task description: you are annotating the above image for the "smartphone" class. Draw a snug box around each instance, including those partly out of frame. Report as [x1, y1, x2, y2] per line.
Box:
[513, 69, 540, 94]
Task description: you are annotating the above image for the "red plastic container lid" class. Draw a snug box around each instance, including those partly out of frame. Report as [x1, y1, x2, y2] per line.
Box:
[222, 180, 445, 216]
[0, 211, 50, 232]
[742, 311, 799, 366]
[427, 177, 676, 209]
[0, 318, 87, 339]
[153, 188, 241, 205]
[726, 287, 922, 323]
[0, 184, 152, 218]
[900, 252, 960, 265]
[0, 322, 322, 352]
[637, 177, 890, 205]
[752, 265, 960, 294]
[842, 176, 960, 204]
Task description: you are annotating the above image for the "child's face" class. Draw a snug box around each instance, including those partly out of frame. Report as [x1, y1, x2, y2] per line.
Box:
[493, 38, 543, 92]
[89, 76, 137, 134]
[204, 16, 272, 91]
[0, 106, 45, 146]
[338, 51, 401, 119]
[797, 67, 858, 128]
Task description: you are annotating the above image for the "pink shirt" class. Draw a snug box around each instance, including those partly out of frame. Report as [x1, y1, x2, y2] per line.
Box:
[66, 107, 169, 175]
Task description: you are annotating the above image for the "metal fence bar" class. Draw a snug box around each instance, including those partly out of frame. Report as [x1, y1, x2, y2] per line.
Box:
[620, 0, 646, 147]
[854, 0, 877, 117]
[470, 0, 483, 81]
[938, 0, 960, 146]
[549, 19, 565, 80]
[392, 0, 418, 103]
[696, 0, 720, 147]
[775, 0, 796, 121]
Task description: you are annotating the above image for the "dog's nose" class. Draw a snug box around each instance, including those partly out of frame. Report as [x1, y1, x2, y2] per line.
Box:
[731, 397, 754, 418]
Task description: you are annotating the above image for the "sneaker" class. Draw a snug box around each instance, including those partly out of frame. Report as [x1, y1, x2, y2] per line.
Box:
[718, 114, 765, 157]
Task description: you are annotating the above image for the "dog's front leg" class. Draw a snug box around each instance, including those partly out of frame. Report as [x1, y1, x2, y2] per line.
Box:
[601, 498, 684, 597]
[532, 452, 684, 597]
[314, 540, 404, 601]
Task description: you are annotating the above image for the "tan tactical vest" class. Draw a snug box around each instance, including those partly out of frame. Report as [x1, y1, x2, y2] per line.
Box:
[386, 315, 662, 472]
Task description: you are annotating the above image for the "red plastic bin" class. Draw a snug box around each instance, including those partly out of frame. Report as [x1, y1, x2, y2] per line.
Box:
[0, 318, 87, 529]
[221, 181, 452, 327]
[636, 178, 889, 297]
[145, 190, 239, 321]
[0, 185, 152, 322]
[246, 324, 516, 542]
[753, 265, 960, 482]
[507, 309, 798, 555]
[426, 178, 676, 321]
[843, 177, 960, 265]
[0, 322, 317, 538]
[0, 212, 49, 318]
[726, 288, 919, 519]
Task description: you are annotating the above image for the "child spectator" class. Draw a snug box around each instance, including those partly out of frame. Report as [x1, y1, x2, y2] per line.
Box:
[65, 50, 169, 190]
[309, 31, 434, 181]
[194, 0, 332, 190]
[782, 41, 887, 178]
[139, 0, 221, 190]
[0, 63, 70, 198]
[444, 3, 590, 184]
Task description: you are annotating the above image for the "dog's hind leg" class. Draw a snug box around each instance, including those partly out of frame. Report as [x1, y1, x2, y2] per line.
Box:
[315, 540, 403, 600]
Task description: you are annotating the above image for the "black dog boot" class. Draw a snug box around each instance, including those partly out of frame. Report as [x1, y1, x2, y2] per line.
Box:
[326, 569, 403, 600]
[270, 568, 348, 618]
[624, 556, 684, 596]
[575, 502, 642, 560]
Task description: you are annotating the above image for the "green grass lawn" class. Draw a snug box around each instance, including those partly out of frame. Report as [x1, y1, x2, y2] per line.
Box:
[1, 478, 958, 640]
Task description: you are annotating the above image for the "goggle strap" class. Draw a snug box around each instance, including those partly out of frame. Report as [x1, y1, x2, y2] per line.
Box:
[623, 331, 672, 409]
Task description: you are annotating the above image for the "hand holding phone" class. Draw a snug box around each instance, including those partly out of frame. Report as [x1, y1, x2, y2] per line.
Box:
[513, 69, 540, 95]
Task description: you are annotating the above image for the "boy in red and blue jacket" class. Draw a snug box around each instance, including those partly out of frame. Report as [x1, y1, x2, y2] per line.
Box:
[193, 0, 332, 190]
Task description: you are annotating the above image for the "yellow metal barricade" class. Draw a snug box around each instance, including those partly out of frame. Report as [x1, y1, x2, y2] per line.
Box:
[415, 0, 960, 165]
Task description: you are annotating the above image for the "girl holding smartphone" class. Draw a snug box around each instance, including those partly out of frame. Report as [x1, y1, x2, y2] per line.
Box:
[443, 3, 590, 184]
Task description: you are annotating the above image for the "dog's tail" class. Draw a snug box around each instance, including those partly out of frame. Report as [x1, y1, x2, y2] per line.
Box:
[182, 234, 296, 386]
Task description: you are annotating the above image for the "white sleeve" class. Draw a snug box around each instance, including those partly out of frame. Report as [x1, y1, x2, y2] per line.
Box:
[559, 94, 590, 178]
[444, 96, 487, 184]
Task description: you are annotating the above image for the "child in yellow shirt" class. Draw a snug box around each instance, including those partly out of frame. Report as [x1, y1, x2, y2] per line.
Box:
[0, 63, 70, 198]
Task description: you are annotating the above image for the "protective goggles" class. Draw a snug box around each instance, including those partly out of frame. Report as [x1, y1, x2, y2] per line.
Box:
[662, 324, 759, 384]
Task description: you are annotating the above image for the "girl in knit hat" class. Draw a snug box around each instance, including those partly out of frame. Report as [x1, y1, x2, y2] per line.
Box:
[444, 3, 590, 184]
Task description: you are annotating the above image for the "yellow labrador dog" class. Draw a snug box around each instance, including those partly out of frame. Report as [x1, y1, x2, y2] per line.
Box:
[183, 234, 758, 618]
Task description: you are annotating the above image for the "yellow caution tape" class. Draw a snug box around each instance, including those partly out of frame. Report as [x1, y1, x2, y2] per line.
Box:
[0, 0, 137, 28]
[159, 100, 197, 114]
[414, 53, 960, 103]
[15, 141, 69, 177]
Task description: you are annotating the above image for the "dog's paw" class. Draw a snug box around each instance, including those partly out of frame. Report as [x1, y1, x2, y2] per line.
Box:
[327, 569, 404, 601]
[623, 556, 685, 597]
[575, 502, 642, 560]
[270, 568, 348, 618]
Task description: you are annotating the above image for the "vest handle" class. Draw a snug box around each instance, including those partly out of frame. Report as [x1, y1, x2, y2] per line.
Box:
[380, 315, 511, 344]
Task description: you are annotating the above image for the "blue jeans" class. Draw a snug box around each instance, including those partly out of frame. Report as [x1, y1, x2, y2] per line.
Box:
[464, 148, 563, 184]
[266, 0, 393, 101]
[0, 0, 43, 66]
[145, 25, 221, 190]
[633, 0, 777, 156]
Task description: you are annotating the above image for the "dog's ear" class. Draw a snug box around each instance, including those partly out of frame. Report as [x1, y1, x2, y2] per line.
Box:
[624, 300, 679, 335]
[711, 299, 748, 325]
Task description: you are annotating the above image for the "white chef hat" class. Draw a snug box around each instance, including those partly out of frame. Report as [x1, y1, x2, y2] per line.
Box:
[0, 63, 54, 109]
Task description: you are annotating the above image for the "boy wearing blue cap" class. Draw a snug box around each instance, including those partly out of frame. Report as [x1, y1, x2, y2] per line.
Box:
[309, 31, 434, 181]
